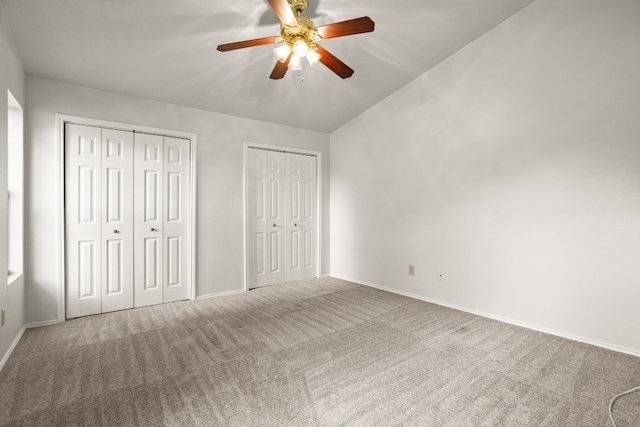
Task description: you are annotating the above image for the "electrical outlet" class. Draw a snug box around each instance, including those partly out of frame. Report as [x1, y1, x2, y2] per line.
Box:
[408, 265, 415, 276]
[438, 272, 445, 281]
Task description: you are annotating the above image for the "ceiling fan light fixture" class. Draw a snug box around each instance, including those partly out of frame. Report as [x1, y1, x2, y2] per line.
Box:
[292, 40, 309, 58]
[217, 0, 375, 80]
[306, 50, 321, 66]
[273, 44, 292, 63]
[288, 54, 303, 70]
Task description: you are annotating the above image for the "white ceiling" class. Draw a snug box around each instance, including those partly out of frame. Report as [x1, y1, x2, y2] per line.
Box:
[1, 0, 536, 133]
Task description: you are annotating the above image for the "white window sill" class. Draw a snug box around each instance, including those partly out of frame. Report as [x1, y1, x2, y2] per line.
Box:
[7, 272, 23, 286]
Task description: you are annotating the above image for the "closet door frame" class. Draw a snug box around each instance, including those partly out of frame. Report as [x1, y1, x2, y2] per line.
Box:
[243, 142, 323, 291]
[56, 114, 197, 323]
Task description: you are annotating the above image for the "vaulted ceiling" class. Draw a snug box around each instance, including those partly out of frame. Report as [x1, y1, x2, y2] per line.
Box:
[1, 0, 536, 132]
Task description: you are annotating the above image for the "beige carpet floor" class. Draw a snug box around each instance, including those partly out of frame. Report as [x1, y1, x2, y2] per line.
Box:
[0, 277, 639, 426]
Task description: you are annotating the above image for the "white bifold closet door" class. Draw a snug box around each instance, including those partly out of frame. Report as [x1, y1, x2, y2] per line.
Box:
[248, 149, 285, 287]
[134, 133, 191, 307]
[284, 152, 317, 282]
[247, 148, 317, 288]
[66, 124, 135, 318]
[65, 124, 190, 318]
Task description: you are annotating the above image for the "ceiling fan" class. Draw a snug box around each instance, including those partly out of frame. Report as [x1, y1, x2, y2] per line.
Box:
[217, 0, 374, 80]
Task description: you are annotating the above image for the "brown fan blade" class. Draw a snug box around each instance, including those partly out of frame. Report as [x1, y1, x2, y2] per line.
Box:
[317, 17, 374, 40]
[270, 54, 292, 80]
[217, 36, 277, 52]
[268, 0, 299, 27]
[316, 46, 354, 79]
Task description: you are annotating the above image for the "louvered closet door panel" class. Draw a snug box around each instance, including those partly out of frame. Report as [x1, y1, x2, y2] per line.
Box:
[65, 124, 103, 318]
[101, 129, 135, 313]
[163, 137, 191, 303]
[134, 133, 164, 307]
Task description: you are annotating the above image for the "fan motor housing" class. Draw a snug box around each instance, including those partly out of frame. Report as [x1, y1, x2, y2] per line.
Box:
[278, 15, 321, 49]
[288, 0, 307, 16]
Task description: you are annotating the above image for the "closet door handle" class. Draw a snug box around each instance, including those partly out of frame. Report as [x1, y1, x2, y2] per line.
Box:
[113, 230, 120, 234]
[151, 228, 158, 232]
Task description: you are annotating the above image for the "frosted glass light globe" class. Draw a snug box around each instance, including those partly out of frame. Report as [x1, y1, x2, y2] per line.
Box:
[306, 50, 321, 66]
[273, 45, 292, 63]
[292, 40, 309, 58]
[288, 54, 303, 70]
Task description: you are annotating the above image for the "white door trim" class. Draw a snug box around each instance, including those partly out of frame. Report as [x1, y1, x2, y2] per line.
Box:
[56, 114, 198, 323]
[243, 142, 322, 291]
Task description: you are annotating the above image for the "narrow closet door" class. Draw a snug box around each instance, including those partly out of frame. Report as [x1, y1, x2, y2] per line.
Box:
[101, 129, 134, 313]
[247, 148, 285, 288]
[66, 124, 103, 318]
[284, 154, 303, 281]
[163, 137, 191, 303]
[134, 133, 164, 307]
[284, 153, 317, 281]
[298, 154, 317, 279]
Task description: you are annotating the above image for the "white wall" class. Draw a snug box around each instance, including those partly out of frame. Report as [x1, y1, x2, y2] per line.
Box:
[0, 2, 26, 366]
[25, 76, 330, 324]
[330, 0, 640, 355]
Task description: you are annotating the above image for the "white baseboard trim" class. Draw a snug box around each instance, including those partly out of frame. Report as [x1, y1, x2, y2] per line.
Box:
[27, 319, 61, 328]
[332, 275, 640, 358]
[0, 325, 26, 372]
[0, 319, 62, 372]
[196, 289, 245, 301]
